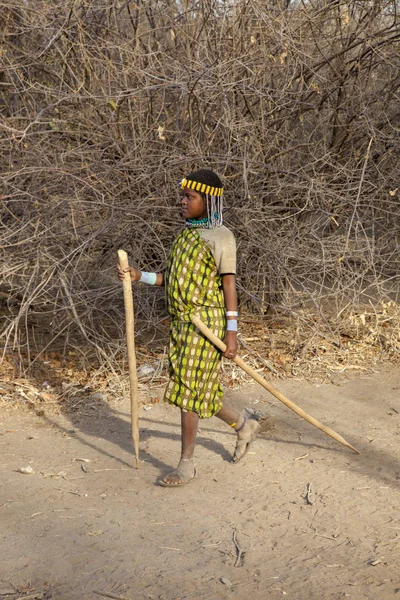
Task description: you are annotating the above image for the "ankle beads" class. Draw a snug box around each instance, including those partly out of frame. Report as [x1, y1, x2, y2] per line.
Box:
[230, 417, 247, 433]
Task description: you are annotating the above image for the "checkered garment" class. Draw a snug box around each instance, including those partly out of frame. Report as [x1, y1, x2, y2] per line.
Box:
[163, 228, 227, 418]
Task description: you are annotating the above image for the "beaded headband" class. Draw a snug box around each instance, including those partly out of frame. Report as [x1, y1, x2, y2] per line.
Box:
[180, 178, 224, 197]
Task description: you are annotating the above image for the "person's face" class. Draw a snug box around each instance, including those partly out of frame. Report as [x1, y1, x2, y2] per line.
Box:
[181, 187, 207, 220]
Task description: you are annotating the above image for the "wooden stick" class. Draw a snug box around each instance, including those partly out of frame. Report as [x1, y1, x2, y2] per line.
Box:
[93, 591, 134, 600]
[191, 316, 360, 454]
[118, 249, 140, 469]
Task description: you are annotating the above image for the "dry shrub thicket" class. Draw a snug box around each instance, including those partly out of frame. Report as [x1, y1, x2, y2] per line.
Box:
[1, 0, 400, 375]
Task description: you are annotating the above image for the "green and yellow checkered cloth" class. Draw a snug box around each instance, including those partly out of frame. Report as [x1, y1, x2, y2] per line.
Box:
[164, 229, 226, 418]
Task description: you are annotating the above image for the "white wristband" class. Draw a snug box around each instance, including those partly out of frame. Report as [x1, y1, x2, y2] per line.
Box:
[139, 271, 157, 285]
[226, 320, 238, 332]
[226, 311, 238, 317]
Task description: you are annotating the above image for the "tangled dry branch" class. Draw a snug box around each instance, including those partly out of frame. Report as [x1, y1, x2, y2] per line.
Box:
[1, 0, 400, 372]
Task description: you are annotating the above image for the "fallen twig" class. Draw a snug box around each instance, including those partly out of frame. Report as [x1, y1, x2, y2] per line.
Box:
[314, 530, 338, 541]
[306, 482, 314, 505]
[93, 591, 134, 600]
[233, 530, 245, 567]
[93, 468, 132, 472]
[14, 594, 45, 600]
[294, 452, 309, 461]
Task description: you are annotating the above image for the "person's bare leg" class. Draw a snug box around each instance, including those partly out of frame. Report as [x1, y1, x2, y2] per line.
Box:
[215, 404, 243, 428]
[160, 410, 198, 486]
[215, 403, 260, 463]
[180, 410, 199, 459]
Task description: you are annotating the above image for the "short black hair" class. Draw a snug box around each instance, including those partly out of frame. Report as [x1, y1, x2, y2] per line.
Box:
[185, 169, 223, 191]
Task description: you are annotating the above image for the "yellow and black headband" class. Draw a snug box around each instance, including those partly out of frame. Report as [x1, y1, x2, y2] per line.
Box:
[181, 178, 224, 197]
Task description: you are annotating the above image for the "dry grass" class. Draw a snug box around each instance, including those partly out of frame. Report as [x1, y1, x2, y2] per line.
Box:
[1, 0, 400, 378]
[2, 301, 399, 414]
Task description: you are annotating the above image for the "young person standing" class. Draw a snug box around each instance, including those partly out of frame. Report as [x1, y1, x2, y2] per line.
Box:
[118, 169, 260, 486]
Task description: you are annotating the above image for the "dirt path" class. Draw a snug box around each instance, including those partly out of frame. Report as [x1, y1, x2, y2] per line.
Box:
[1, 366, 400, 600]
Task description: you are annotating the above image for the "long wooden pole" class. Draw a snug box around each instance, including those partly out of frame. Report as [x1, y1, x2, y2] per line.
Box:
[118, 249, 140, 468]
[191, 316, 360, 455]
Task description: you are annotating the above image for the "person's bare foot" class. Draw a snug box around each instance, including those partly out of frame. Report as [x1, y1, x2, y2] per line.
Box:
[159, 458, 196, 487]
[232, 415, 261, 463]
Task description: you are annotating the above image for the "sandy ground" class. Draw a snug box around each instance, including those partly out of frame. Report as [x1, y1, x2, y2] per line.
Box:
[1, 365, 400, 600]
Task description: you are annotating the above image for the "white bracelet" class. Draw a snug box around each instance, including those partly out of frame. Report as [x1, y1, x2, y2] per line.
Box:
[226, 311, 238, 317]
[139, 271, 157, 285]
[226, 320, 238, 332]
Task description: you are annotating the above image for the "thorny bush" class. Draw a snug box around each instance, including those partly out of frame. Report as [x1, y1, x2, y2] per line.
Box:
[1, 0, 400, 372]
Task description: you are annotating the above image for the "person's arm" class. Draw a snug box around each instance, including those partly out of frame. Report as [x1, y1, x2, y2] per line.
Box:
[221, 273, 238, 359]
[117, 265, 165, 287]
